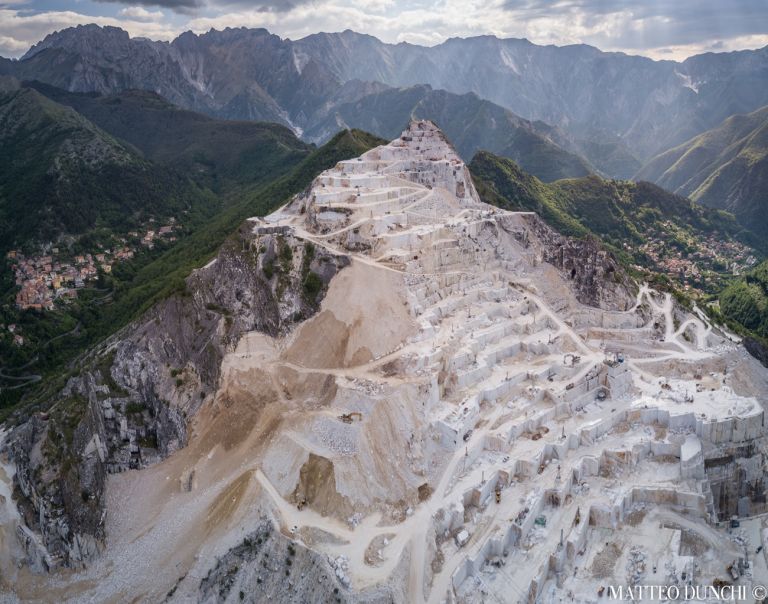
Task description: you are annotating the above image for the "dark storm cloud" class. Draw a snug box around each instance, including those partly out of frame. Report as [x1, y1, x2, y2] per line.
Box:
[98, 0, 202, 12]
[97, 0, 310, 14]
[212, 0, 312, 10]
[502, 0, 768, 49]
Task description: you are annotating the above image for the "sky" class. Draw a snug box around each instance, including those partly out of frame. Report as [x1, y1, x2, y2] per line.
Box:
[1, 0, 767, 60]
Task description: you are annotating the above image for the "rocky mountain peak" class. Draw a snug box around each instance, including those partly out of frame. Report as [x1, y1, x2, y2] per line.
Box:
[22, 24, 132, 61]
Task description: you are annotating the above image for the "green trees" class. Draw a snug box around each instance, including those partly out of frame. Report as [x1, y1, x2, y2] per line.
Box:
[720, 261, 768, 337]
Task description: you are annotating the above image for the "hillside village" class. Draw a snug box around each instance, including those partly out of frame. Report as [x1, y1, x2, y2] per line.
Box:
[8, 222, 178, 313]
[631, 224, 757, 293]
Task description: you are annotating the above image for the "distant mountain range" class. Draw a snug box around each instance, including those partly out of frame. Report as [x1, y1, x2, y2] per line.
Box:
[293, 30, 768, 160]
[6, 25, 768, 179]
[637, 105, 768, 237]
[0, 26, 601, 182]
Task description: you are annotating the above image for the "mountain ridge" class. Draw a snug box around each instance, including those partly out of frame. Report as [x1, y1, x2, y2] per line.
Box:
[303, 83, 597, 181]
[469, 150, 761, 296]
[7, 24, 768, 172]
[23, 81, 312, 193]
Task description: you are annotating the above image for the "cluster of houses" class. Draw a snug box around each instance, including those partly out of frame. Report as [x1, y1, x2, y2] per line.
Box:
[9, 249, 125, 311]
[633, 225, 757, 291]
[137, 224, 176, 249]
[1, 322, 25, 347]
[8, 222, 177, 312]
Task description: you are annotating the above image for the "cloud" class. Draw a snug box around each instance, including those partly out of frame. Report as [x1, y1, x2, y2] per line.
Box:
[0, 33, 29, 55]
[1, 0, 767, 61]
[497, 0, 768, 57]
[183, 0, 768, 61]
[210, 0, 318, 12]
[99, 0, 318, 14]
[354, 0, 395, 13]
[184, 0, 511, 46]
[118, 6, 166, 21]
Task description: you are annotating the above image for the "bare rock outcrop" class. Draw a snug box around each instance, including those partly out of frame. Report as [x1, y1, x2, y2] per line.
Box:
[5, 222, 348, 570]
[527, 215, 635, 310]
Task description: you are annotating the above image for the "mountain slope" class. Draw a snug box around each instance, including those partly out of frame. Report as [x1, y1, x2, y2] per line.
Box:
[305, 84, 593, 182]
[720, 260, 768, 337]
[0, 84, 209, 252]
[0, 127, 387, 579]
[719, 260, 768, 367]
[636, 106, 768, 237]
[471, 151, 739, 242]
[470, 151, 758, 295]
[0, 80, 379, 418]
[15, 25, 333, 128]
[24, 82, 312, 193]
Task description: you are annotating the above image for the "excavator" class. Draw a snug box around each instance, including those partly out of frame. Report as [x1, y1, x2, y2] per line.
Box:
[339, 412, 363, 424]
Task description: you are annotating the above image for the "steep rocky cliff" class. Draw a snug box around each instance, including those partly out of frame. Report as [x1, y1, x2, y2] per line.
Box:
[6, 222, 349, 569]
[531, 222, 636, 311]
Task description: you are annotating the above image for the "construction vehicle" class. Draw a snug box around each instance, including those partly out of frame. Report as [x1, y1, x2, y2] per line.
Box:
[338, 412, 363, 424]
[495, 484, 501, 504]
[727, 561, 740, 581]
[563, 353, 581, 367]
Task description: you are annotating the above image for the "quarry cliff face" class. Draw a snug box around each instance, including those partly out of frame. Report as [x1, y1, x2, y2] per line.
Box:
[3, 121, 768, 604]
[3, 224, 348, 571]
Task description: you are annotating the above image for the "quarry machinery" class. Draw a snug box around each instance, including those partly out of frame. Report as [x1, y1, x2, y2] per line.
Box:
[339, 412, 363, 424]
